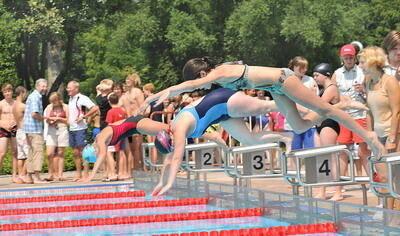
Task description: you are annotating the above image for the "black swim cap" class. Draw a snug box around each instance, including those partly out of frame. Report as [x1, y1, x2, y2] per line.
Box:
[313, 63, 333, 77]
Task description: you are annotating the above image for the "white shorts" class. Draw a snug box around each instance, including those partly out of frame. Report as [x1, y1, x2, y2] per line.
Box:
[16, 129, 28, 160]
[46, 126, 69, 147]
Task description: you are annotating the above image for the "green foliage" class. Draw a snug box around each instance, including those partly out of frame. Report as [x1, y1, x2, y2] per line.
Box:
[0, 5, 22, 85]
[224, 0, 280, 65]
[281, 0, 373, 66]
[22, 0, 64, 37]
[166, 9, 216, 60]
[364, 0, 400, 45]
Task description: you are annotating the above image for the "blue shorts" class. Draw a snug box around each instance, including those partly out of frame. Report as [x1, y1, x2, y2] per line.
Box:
[378, 136, 387, 144]
[287, 128, 315, 151]
[69, 129, 88, 148]
[92, 127, 101, 140]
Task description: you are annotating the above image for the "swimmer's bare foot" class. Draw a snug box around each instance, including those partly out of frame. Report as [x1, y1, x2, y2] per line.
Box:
[367, 131, 387, 159]
[314, 192, 326, 200]
[73, 177, 82, 182]
[330, 194, 344, 201]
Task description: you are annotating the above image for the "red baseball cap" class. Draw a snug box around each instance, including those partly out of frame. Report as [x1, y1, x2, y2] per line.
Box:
[340, 44, 356, 56]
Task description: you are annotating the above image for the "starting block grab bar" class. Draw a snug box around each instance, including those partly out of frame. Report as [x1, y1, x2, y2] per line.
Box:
[282, 145, 357, 187]
[224, 143, 283, 179]
[142, 142, 163, 168]
[369, 153, 400, 199]
[142, 142, 226, 173]
[181, 142, 226, 172]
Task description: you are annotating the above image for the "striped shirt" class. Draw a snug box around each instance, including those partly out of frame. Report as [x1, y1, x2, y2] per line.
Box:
[22, 90, 44, 134]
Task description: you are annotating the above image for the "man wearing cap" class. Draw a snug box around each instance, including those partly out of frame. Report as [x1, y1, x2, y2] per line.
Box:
[332, 44, 369, 180]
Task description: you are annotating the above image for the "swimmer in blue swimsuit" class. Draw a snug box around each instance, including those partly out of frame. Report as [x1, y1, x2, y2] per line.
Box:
[143, 56, 385, 160]
[151, 88, 294, 196]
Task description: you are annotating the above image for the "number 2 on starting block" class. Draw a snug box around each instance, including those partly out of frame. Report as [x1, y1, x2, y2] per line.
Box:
[195, 148, 214, 169]
[243, 151, 266, 176]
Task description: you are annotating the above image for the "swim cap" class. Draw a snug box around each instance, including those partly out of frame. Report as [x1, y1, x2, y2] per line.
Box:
[155, 130, 174, 154]
[313, 63, 333, 77]
[82, 144, 97, 163]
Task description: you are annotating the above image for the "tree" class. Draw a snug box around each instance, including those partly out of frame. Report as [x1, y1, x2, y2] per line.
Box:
[281, 0, 371, 67]
[224, 0, 287, 66]
[0, 5, 21, 86]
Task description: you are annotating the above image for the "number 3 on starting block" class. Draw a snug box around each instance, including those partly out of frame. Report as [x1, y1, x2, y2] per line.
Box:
[195, 148, 214, 169]
[243, 151, 265, 176]
[304, 154, 332, 183]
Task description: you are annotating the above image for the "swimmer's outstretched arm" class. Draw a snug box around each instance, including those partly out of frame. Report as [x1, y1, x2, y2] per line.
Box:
[142, 65, 243, 109]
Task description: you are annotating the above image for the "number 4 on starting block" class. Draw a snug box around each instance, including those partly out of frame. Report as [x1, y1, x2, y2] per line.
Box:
[304, 154, 332, 183]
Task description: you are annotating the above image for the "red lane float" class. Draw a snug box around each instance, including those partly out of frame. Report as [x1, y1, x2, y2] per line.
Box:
[0, 197, 209, 216]
[0, 208, 265, 231]
[0, 191, 146, 204]
[152, 222, 337, 236]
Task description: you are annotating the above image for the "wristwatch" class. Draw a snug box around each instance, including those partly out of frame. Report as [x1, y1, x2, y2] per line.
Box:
[387, 138, 396, 143]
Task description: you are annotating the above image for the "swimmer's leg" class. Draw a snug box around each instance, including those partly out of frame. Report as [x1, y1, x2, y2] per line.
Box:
[280, 76, 384, 158]
[227, 91, 277, 117]
[220, 118, 293, 153]
[152, 153, 172, 196]
[137, 118, 170, 135]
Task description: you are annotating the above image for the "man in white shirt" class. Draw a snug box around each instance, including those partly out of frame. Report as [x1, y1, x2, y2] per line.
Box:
[66, 81, 99, 181]
[332, 44, 369, 178]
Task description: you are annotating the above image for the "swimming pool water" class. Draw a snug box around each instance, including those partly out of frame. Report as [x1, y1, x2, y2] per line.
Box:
[0, 183, 341, 235]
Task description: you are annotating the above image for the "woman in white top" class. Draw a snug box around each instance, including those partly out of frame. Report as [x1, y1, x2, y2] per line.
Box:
[44, 92, 69, 181]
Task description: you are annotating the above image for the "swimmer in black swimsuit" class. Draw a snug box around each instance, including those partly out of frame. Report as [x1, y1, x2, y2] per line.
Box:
[313, 63, 341, 136]
[312, 63, 344, 201]
[143, 56, 385, 159]
[82, 115, 170, 182]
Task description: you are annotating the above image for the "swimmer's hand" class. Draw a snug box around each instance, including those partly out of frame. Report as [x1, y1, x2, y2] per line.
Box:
[139, 101, 150, 114]
[155, 90, 171, 107]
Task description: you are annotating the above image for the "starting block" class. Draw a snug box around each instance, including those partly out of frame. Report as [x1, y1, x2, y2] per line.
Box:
[223, 143, 282, 187]
[369, 153, 400, 200]
[180, 142, 226, 181]
[283, 145, 359, 198]
[181, 142, 225, 172]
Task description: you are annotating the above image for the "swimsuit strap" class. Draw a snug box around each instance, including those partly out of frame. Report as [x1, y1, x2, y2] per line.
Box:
[229, 64, 248, 85]
[325, 83, 337, 89]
